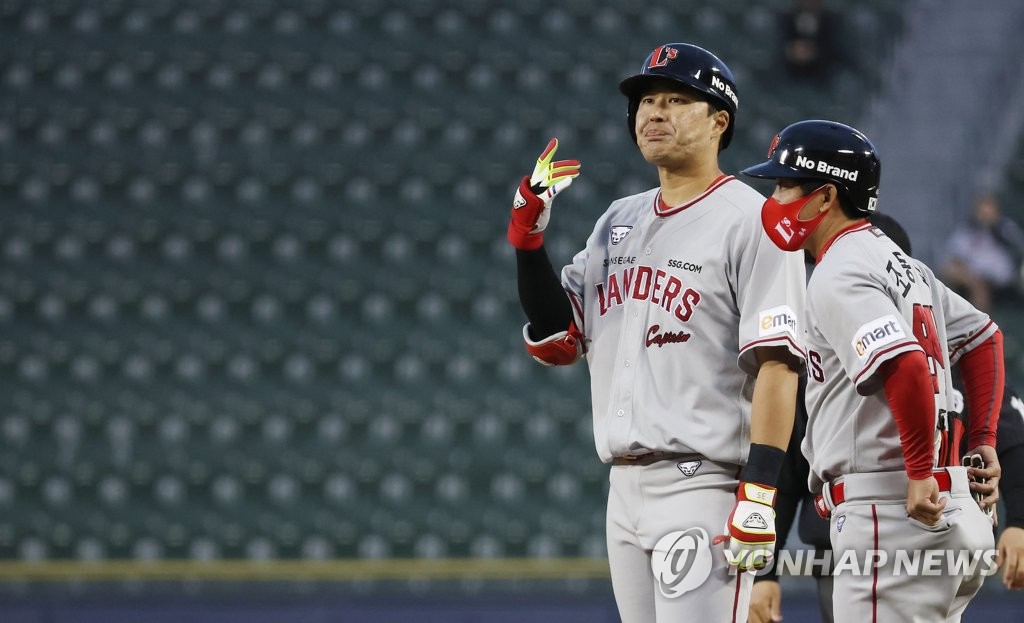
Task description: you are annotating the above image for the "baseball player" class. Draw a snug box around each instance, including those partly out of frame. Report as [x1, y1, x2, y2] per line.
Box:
[748, 213, 1024, 622]
[506, 43, 806, 622]
[955, 375, 1024, 591]
[742, 119, 1005, 622]
[994, 385, 1024, 589]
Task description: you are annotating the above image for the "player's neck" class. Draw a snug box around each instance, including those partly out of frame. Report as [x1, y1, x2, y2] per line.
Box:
[656, 163, 725, 207]
[807, 216, 867, 261]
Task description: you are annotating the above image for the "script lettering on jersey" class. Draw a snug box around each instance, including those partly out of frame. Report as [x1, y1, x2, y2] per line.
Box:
[646, 325, 692, 348]
[596, 265, 701, 321]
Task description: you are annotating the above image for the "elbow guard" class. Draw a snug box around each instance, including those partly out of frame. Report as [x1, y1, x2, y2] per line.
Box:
[523, 321, 584, 366]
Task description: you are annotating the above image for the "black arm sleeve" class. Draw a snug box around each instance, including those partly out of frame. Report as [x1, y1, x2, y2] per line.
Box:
[1001, 444, 1024, 528]
[996, 389, 1024, 455]
[997, 389, 1024, 528]
[516, 248, 574, 339]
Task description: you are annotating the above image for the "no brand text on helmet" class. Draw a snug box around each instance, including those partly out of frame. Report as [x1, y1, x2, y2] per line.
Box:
[794, 154, 859, 182]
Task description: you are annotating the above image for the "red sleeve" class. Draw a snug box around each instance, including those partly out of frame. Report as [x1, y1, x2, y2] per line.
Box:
[957, 330, 1004, 449]
[881, 350, 937, 480]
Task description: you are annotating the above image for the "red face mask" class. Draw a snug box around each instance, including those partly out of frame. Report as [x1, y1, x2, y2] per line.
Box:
[761, 185, 828, 252]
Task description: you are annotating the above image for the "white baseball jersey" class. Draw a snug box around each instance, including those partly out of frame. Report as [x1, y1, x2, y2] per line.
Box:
[801, 222, 999, 492]
[560, 175, 806, 464]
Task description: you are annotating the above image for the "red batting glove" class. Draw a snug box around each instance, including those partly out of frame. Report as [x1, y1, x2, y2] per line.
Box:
[714, 482, 778, 571]
[507, 138, 581, 250]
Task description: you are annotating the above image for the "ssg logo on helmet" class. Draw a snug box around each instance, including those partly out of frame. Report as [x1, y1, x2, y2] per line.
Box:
[647, 45, 679, 68]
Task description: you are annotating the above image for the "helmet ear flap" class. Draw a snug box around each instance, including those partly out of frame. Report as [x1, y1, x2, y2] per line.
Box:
[626, 98, 640, 145]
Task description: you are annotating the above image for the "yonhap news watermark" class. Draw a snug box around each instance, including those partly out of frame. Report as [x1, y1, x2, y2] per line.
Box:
[651, 529, 999, 598]
[742, 547, 1000, 578]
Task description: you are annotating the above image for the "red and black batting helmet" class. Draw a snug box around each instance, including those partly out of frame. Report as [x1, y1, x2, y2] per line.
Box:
[742, 120, 881, 215]
[618, 43, 739, 150]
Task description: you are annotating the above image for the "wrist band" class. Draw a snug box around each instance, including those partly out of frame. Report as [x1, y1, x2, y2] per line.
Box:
[741, 442, 786, 488]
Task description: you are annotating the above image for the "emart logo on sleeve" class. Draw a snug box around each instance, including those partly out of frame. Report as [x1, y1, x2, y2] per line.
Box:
[758, 305, 798, 338]
[851, 315, 906, 360]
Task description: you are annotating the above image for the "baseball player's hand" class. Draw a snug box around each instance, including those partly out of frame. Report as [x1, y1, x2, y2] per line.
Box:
[906, 476, 947, 526]
[997, 526, 1024, 590]
[507, 138, 581, 250]
[964, 445, 1001, 514]
[748, 579, 783, 622]
[713, 482, 777, 571]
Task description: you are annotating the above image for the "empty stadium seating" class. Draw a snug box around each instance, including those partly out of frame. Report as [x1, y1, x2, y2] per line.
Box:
[0, 0, 914, 565]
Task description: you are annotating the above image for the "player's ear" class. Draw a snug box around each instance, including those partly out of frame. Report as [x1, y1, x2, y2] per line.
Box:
[822, 183, 840, 212]
[709, 106, 729, 140]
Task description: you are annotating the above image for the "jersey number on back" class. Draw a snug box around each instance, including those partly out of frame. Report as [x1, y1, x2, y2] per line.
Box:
[913, 304, 954, 464]
[911, 304, 943, 394]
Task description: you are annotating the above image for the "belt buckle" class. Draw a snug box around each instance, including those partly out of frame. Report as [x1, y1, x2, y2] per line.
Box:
[815, 482, 837, 519]
[814, 495, 829, 519]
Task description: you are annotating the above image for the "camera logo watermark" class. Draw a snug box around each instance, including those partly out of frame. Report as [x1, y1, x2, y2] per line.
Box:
[651, 528, 714, 598]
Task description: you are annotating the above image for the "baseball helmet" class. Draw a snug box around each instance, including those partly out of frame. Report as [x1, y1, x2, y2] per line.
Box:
[742, 120, 881, 215]
[618, 43, 739, 149]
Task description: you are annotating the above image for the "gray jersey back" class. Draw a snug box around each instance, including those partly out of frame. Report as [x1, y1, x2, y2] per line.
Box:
[562, 177, 806, 464]
[801, 223, 998, 492]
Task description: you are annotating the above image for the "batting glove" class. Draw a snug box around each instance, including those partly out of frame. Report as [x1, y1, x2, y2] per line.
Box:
[507, 138, 581, 250]
[714, 482, 777, 572]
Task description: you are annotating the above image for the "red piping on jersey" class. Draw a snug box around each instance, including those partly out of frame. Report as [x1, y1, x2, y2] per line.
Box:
[852, 340, 922, 386]
[815, 220, 872, 263]
[566, 289, 585, 332]
[871, 504, 879, 623]
[948, 320, 995, 362]
[730, 571, 742, 622]
[654, 175, 734, 217]
[739, 334, 807, 359]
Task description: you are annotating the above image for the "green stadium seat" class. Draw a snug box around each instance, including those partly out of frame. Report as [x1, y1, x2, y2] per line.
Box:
[0, 0, 914, 563]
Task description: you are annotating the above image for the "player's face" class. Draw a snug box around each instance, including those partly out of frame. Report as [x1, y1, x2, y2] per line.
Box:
[635, 86, 726, 165]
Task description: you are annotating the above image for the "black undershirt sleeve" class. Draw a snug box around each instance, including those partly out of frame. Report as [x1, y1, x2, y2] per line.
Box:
[992, 389, 1024, 527]
[995, 390, 1024, 455]
[997, 389, 1024, 527]
[516, 247, 574, 339]
[1001, 444, 1024, 528]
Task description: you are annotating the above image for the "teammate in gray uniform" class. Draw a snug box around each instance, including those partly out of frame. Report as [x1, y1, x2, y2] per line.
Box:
[742, 120, 1006, 622]
[748, 213, 1024, 621]
[506, 43, 806, 622]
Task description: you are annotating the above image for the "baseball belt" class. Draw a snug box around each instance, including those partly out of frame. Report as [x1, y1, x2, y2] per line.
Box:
[611, 451, 702, 466]
[815, 468, 954, 519]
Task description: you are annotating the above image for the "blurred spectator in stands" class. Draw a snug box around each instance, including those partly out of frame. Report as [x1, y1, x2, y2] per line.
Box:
[779, 0, 842, 83]
[942, 193, 1024, 312]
